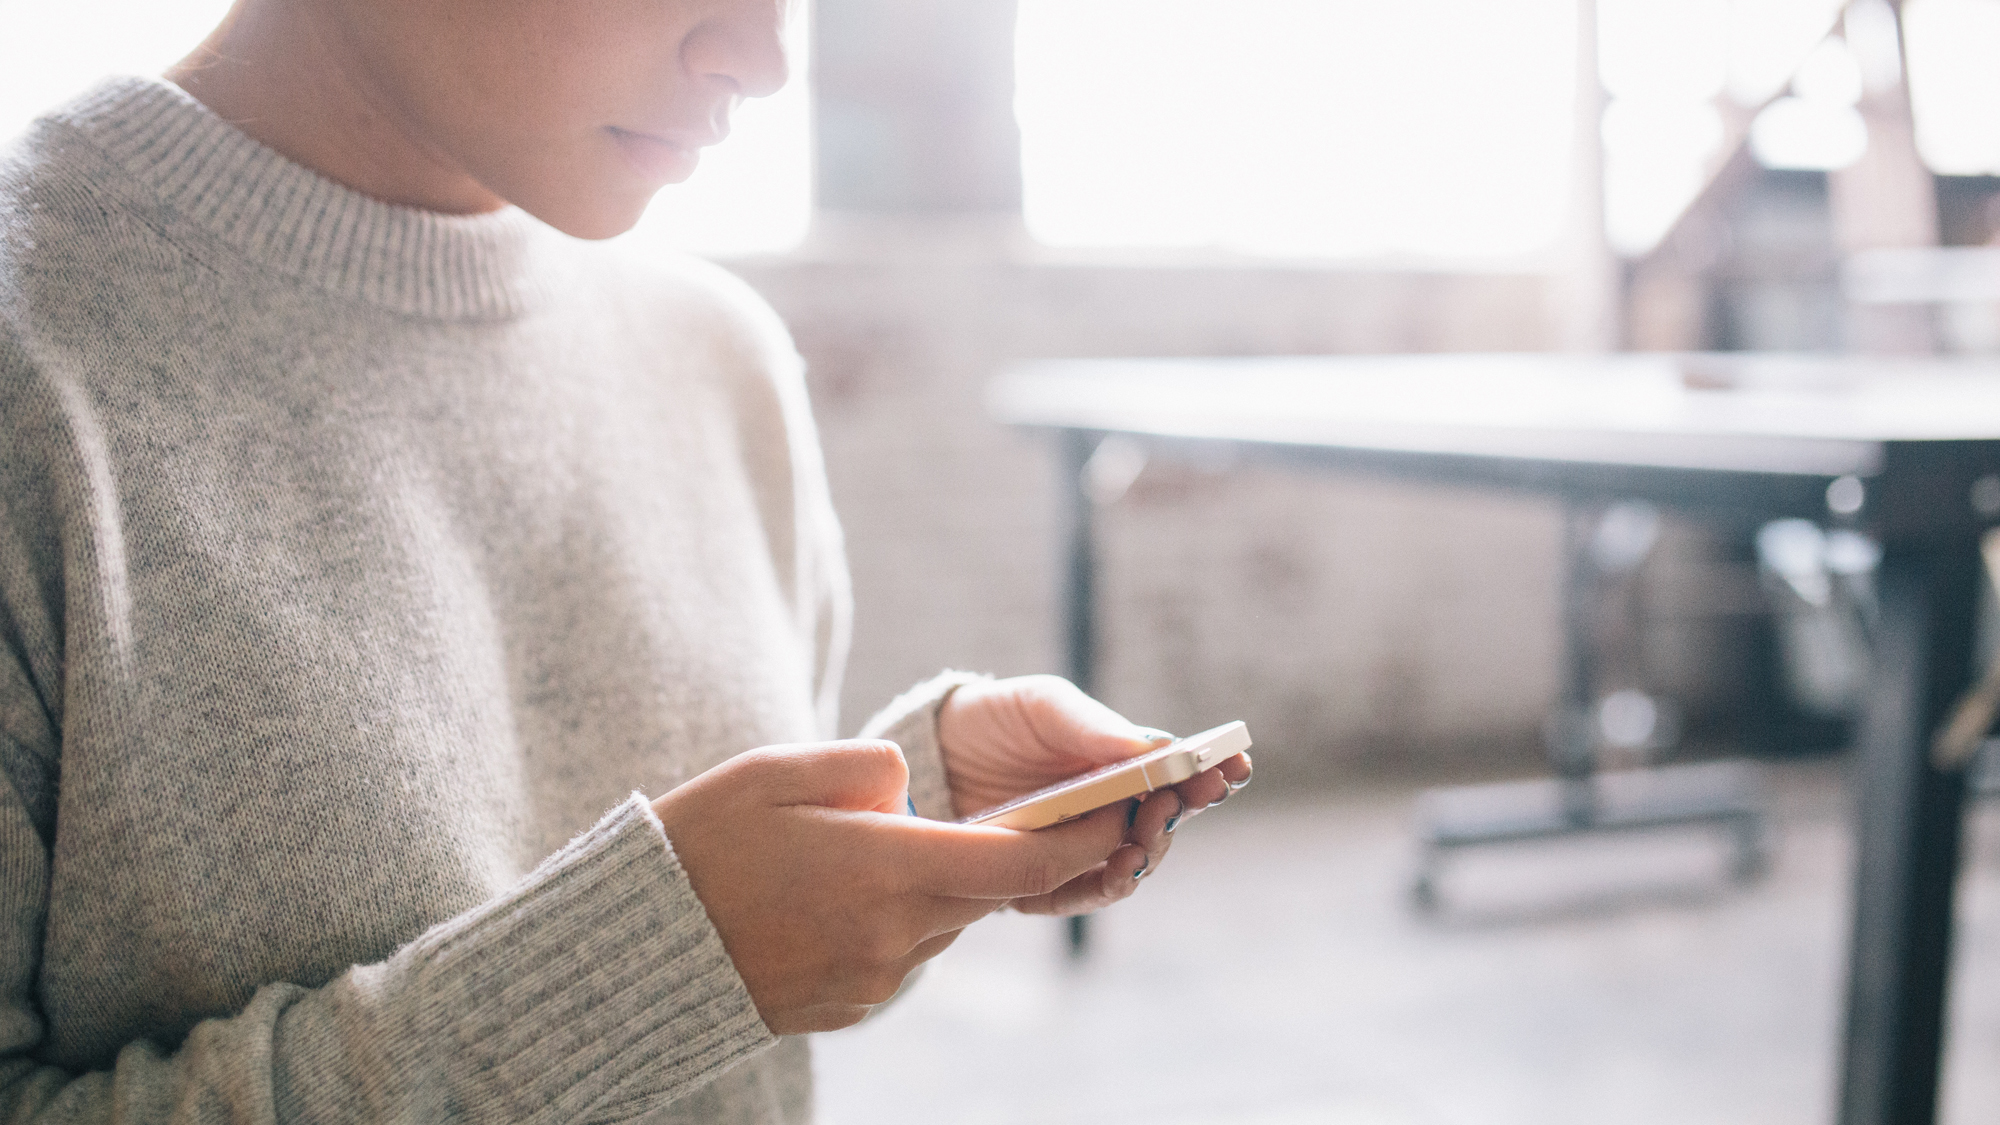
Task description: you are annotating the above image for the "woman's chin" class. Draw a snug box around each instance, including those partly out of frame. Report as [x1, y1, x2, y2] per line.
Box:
[516, 183, 656, 241]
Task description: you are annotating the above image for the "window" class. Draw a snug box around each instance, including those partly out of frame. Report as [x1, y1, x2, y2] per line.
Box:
[1596, 0, 1855, 255]
[0, 0, 810, 259]
[1903, 0, 2000, 176]
[0, 0, 232, 144]
[1013, 0, 1579, 263]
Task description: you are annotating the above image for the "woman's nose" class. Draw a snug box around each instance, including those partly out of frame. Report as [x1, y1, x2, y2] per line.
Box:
[683, 2, 791, 100]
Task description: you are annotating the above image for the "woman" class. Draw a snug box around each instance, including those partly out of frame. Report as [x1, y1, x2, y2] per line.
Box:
[0, 0, 1248, 1121]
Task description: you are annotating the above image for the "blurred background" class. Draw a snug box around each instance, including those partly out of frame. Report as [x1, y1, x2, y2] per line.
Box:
[8, 0, 2000, 1122]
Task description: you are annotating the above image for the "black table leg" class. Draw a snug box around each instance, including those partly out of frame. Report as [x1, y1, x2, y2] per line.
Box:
[1839, 537, 1981, 1125]
[1061, 429, 1101, 959]
[1554, 505, 1603, 823]
[1062, 429, 1100, 701]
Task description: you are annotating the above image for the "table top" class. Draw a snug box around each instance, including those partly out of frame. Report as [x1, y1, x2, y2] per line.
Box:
[988, 352, 2000, 535]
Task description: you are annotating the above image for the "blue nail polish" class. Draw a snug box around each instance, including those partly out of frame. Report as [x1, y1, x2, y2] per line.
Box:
[906, 795, 917, 816]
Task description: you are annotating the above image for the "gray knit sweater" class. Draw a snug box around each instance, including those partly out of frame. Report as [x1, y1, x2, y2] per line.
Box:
[0, 78, 957, 1124]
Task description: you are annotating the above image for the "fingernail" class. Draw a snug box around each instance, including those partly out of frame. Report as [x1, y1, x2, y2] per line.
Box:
[1136, 727, 1175, 745]
[1132, 855, 1150, 880]
[1163, 794, 1186, 835]
[905, 795, 918, 816]
[1223, 753, 1253, 795]
[1212, 783, 1230, 806]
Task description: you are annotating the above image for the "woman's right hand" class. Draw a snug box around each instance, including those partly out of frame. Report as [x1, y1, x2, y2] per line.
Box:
[650, 740, 1129, 1035]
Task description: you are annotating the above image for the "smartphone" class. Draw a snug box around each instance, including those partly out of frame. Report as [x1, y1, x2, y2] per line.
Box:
[958, 721, 1252, 830]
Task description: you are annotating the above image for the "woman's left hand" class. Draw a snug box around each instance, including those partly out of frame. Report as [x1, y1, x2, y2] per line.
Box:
[936, 674, 1251, 916]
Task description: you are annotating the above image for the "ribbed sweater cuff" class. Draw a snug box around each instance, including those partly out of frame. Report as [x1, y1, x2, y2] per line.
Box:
[858, 670, 991, 821]
[395, 794, 770, 1123]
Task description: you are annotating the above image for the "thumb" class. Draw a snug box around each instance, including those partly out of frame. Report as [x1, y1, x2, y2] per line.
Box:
[749, 740, 910, 813]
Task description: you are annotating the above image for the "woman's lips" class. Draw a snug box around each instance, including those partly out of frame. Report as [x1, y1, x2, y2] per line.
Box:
[608, 127, 701, 184]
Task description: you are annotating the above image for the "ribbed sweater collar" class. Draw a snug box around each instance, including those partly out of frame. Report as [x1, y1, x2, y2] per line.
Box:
[54, 76, 556, 321]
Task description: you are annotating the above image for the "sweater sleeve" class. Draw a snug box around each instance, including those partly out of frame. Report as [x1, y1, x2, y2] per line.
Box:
[0, 782, 773, 1125]
[857, 670, 992, 821]
[0, 338, 776, 1122]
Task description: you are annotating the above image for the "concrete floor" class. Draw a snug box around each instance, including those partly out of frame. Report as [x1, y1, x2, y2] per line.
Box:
[812, 758, 2000, 1125]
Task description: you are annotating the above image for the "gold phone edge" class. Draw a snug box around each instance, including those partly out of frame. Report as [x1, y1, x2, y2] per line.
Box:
[967, 720, 1253, 830]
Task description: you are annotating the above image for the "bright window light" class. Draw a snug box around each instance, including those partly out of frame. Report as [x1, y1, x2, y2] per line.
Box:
[1747, 35, 1867, 171]
[1601, 100, 1726, 255]
[1903, 0, 2000, 175]
[1598, 0, 1851, 256]
[0, 0, 232, 145]
[1724, 0, 1860, 106]
[0, 0, 810, 259]
[1790, 33, 1865, 106]
[1601, 0, 1731, 103]
[1597, 0, 1731, 255]
[1750, 96, 1868, 170]
[1014, 0, 1578, 262]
